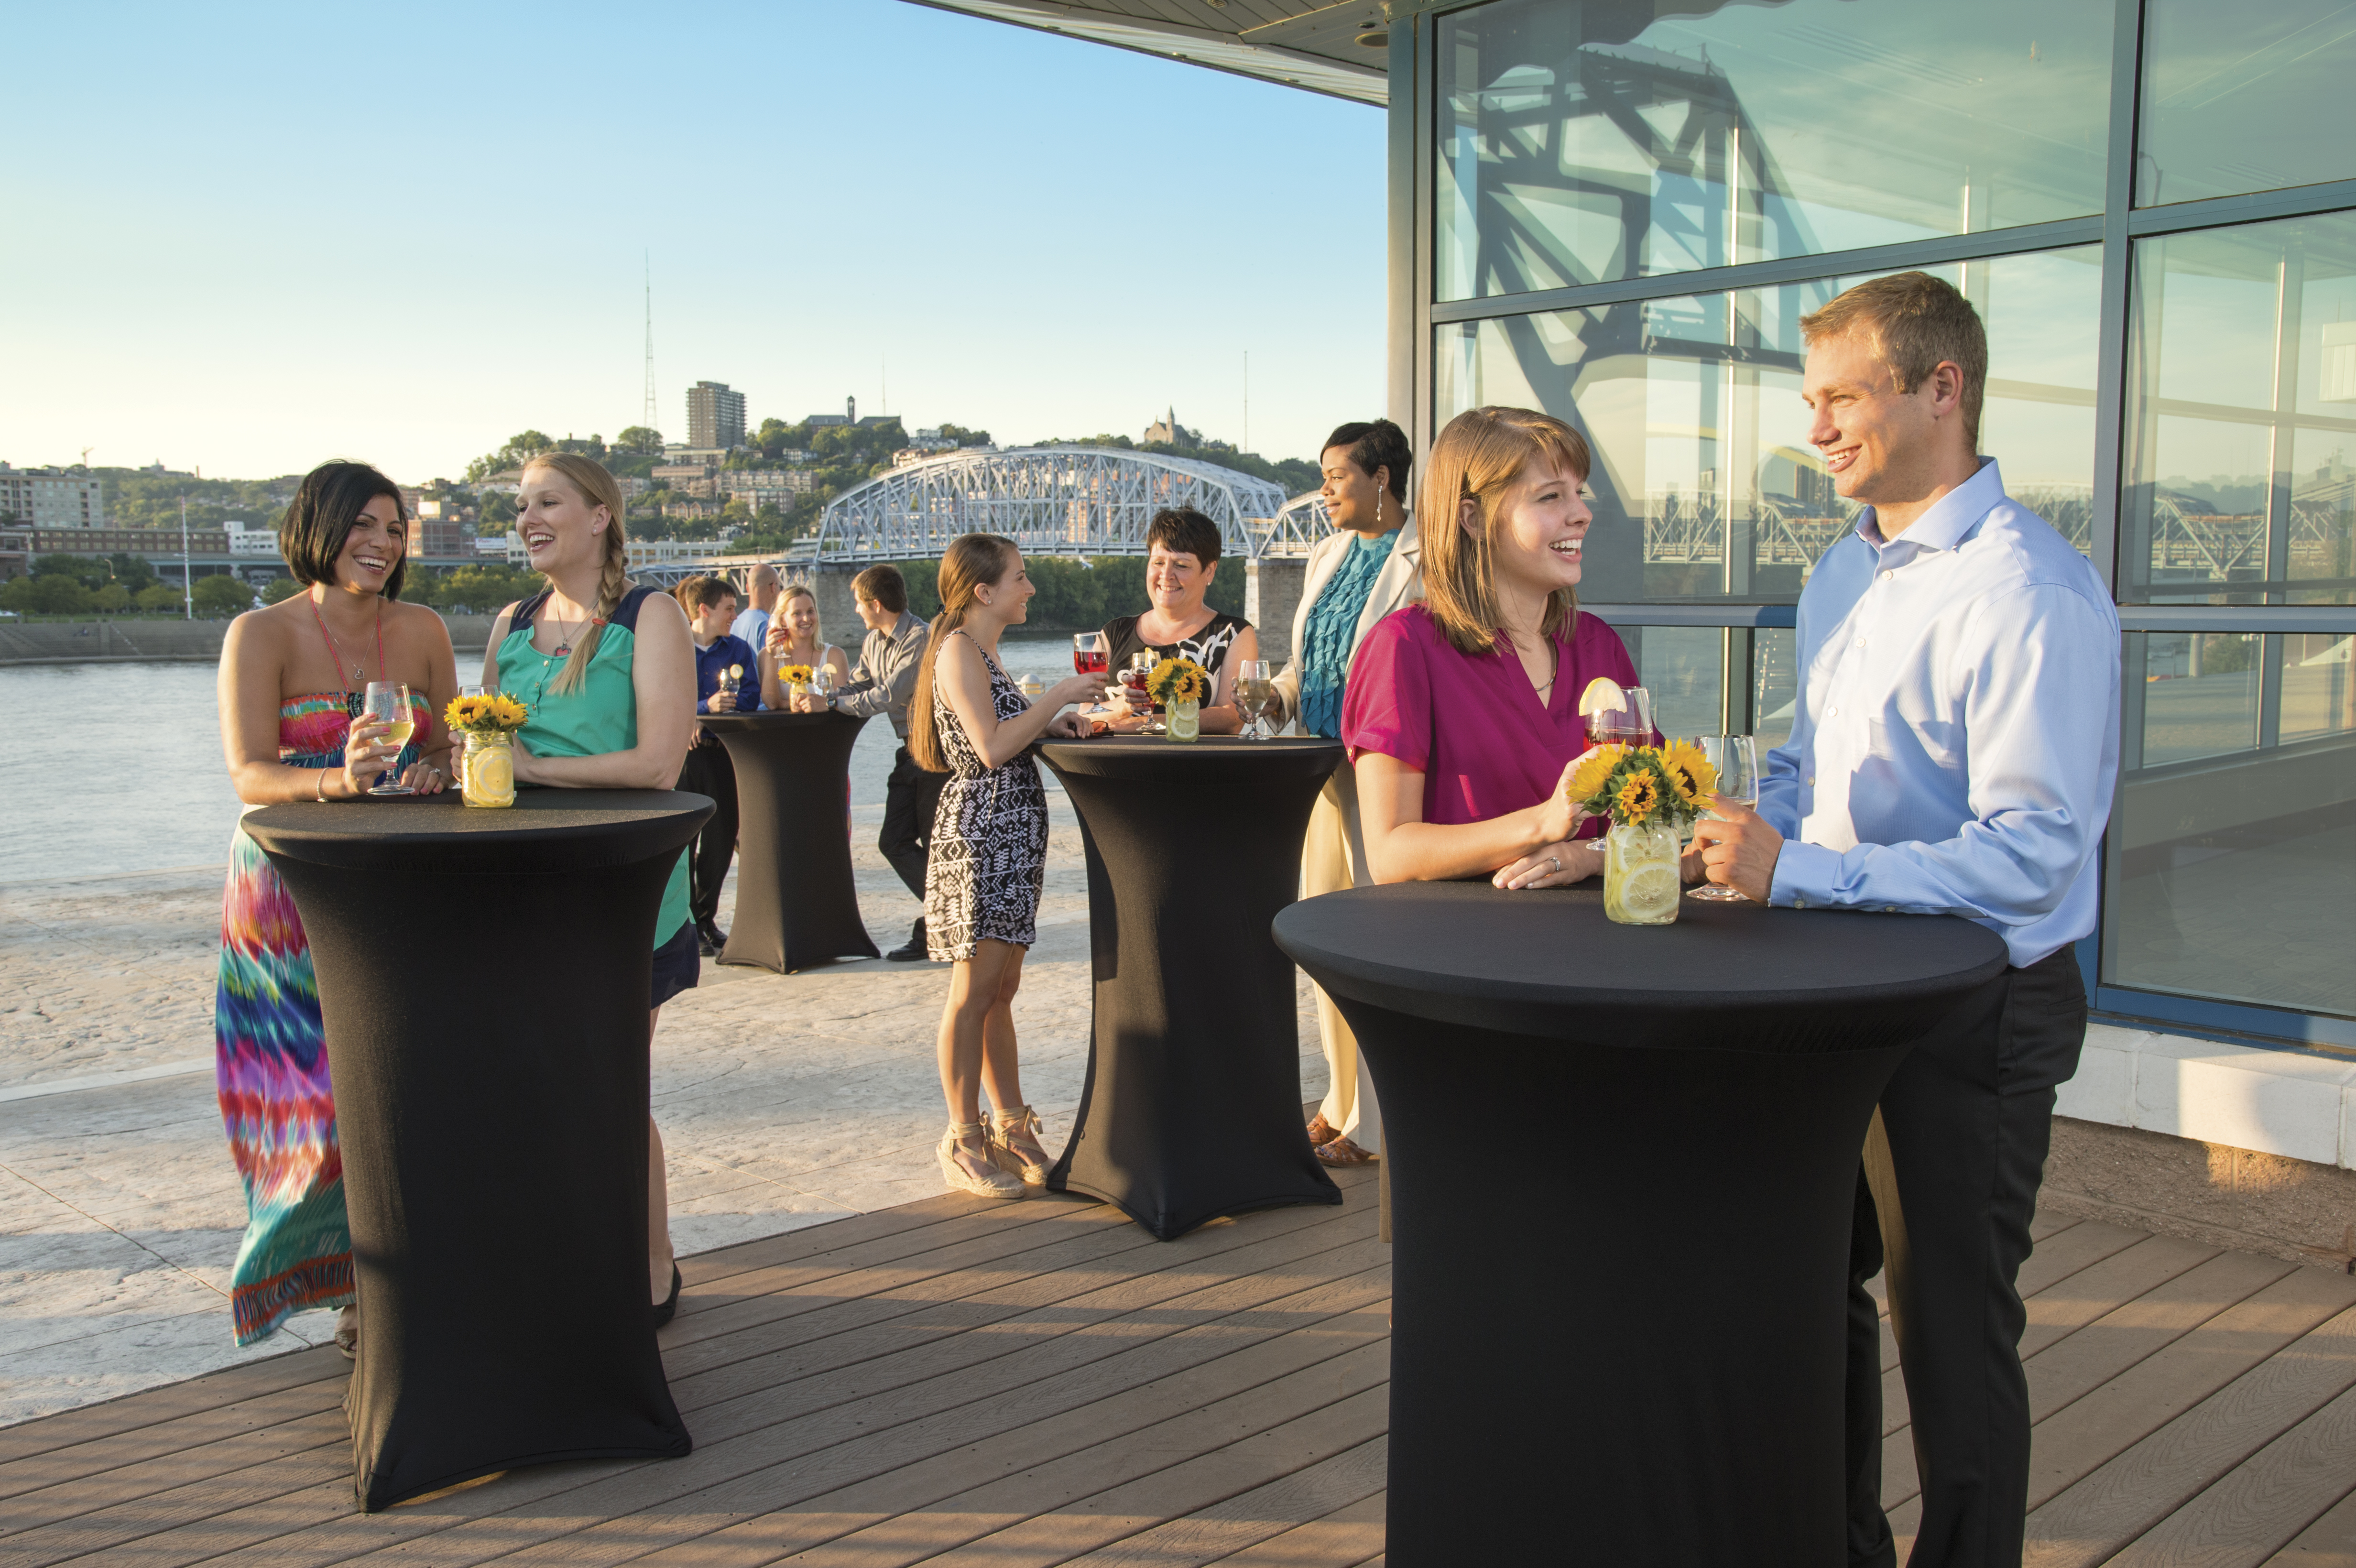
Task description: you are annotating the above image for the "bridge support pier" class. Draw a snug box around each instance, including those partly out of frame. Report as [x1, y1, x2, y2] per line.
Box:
[812, 565, 868, 653]
[1245, 557, 1307, 664]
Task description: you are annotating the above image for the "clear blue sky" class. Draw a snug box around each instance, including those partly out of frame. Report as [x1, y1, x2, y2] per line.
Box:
[1, 1, 1384, 485]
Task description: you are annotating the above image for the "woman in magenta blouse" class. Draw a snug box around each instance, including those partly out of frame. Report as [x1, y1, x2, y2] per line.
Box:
[1342, 405, 1640, 889]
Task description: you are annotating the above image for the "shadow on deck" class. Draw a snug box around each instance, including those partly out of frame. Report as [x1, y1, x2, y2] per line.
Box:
[0, 1161, 2351, 1566]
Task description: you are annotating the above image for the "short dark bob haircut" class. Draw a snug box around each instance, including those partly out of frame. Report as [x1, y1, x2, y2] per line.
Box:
[1322, 418, 1413, 504]
[1146, 506, 1222, 566]
[279, 461, 408, 599]
[852, 562, 909, 614]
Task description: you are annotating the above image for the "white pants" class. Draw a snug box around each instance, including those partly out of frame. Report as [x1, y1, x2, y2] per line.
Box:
[1303, 764, 1382, 1148]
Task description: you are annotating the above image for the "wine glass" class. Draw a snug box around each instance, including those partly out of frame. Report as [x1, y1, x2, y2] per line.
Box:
[1233, 659, 1276, 739]
[362, 681, 415, 796]
[1584, 685, 1654, 748]
[810, 663, 835, 702]
[1072, 631, 1109, 678]
[1687, 734, 1759, 902]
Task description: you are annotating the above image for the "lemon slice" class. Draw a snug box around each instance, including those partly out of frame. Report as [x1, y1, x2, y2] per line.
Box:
[1577, 676, 1628, 718]
[1622, 864, 1680, 916]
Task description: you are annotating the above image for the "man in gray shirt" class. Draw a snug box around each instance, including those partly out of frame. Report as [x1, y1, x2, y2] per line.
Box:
[799, 563, 938, 960]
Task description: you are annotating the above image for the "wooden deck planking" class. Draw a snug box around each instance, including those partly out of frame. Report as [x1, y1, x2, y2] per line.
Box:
[3, 1158, 2355, 1566]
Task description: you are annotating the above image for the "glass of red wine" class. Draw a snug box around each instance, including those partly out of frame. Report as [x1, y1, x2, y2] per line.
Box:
[1072, 631, 1108, 676]
[1583, 685, 1655, 748]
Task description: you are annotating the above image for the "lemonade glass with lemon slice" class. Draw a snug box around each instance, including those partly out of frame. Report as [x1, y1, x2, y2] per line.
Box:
[1576, 675, 1653, 747]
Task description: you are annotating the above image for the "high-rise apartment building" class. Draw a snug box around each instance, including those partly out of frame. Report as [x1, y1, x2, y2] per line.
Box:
[686, 381, 747, 451]
[0, 465, 105, 528]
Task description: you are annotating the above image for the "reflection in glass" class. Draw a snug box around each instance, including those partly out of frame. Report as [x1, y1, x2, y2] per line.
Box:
[2124, 212, 2356, 605]
[1436, 250, 2102, 602]
[2137, 0, 2356, 208]
[1433, 0, 2110, 299]
[1754, 628, 1797, 755]
[1616, 624, 1722, 740]
[2109, 633, 2356, 1019]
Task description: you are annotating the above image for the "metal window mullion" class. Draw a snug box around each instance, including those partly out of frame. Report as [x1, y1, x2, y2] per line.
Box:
[1413, 10, 1437, 457]
[2264, 240, 2306, 606]
[2089, 0, 2146, 600]
[2126, 177, 2356, 238]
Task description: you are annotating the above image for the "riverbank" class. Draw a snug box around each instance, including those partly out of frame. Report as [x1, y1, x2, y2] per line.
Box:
[0, 616, 502, 664]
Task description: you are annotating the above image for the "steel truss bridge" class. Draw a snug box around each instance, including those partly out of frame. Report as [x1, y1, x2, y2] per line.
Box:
[807, 446, 1318, 566]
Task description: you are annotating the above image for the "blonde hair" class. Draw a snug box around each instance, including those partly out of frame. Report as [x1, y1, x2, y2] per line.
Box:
[523, 453, 631, 696]
[1417, 406, 1593, 656]
[907, 534, 1019, 774]
[1800, 271, 1988, 448]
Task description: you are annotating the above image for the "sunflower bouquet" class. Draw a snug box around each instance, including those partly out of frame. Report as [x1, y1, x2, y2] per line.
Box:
[1566, 740, 1716, 925]
[777, 663, 813, 689]
[444, 692, 530, 737]
[1145, 657, 1210, 743]
[1564, 739, 1717, 830]
[444, 692, 529, 808]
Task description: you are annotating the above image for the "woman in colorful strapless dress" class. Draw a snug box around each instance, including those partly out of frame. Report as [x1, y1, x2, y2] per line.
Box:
[214, 461, 458, 1349]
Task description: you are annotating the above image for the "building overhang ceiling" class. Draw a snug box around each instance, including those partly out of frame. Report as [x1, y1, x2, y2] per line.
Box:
[902, 0, 1392, 106]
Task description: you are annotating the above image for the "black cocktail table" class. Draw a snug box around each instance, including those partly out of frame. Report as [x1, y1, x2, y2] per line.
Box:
[1037, 736, 1345, 1240]
[699, 710, 878, 972]
[1273, 880, 2009, 1566]
[242, 789, 711, 1512]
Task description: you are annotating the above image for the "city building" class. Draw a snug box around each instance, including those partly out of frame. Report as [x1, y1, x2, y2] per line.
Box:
[1142, 408, 1188, 446]
[726, 471, 815, 508]
[687, 381, 747, 450]
[651, 463, 712, 488]
[0, 465, 106, 528]
[804, 397, 857, 428]
[225, 520, 280, 557]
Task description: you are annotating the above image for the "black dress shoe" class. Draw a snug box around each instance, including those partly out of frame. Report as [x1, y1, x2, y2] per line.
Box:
[886, 917, 927, 962]
[695, 919, 727, 956]
[653, 1263, 682, 1328]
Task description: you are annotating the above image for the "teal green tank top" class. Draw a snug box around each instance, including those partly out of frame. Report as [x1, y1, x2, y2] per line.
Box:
[495, 585, 691, 947]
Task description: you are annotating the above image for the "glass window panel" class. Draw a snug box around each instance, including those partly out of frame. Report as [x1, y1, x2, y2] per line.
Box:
[1434, 0, 2111, 299]
[2109, 633, 2356, 1020]
[1619, 625, 1723, 739]
[2124, 211, 2356, 605]
[1435, 249, 2102, 601]
[2137, 0, 2356, 207]
[1753, 627, 1797, 754]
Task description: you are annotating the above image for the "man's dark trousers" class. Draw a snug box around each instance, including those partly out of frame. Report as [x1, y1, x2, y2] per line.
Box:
[1846, 947, 2089, 1568]
[676, 736, 738, 928]
[880, 743, 946, 902]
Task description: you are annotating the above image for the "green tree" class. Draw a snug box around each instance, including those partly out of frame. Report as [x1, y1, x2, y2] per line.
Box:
[192, 575, 254, 617]
[32, 552, 106, 588]
[93, 582, 132, 613]
[938, 424, 992, 447]
[464, 431, 556, 484]
[2, 574, 94, 614]
[135, 583, 185, 612]
[613, 426, 664, 456]
[262, 577, 305, 605]
[105, 552, 159, 591]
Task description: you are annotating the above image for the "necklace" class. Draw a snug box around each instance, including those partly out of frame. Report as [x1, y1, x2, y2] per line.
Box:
[545, 602, 597, 659]
[309, 596, 383, 693]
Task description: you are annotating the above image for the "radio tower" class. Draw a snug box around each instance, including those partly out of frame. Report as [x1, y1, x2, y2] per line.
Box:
[641, 252, 657, 433]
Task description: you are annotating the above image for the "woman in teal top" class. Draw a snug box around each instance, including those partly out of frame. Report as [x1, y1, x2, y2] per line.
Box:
[480, 452, 698, 1327]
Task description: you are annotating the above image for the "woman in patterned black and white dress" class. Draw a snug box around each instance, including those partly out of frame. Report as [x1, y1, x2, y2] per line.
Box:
[908, 534, 1104, 1198]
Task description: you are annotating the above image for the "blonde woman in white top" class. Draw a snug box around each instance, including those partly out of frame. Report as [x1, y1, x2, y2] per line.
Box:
[1274, 420, 1423, 1167]
[759, 583, 853, 709]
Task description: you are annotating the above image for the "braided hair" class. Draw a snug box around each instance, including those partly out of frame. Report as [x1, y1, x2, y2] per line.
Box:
[523, 453, 631, 697]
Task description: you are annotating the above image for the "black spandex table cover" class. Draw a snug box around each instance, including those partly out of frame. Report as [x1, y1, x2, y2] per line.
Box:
[242, 789, 712, 1513]
[698, 710, 878, 972]
[1273, 880, 2010, 1566]
[1037, 736, 1345, 1240]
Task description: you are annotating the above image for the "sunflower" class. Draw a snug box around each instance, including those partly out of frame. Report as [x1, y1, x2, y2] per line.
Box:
[1566, 744, 1624, 805]
[488, 694, 529, 730]
[444, 695, 480, 730]
[779, 664, 814, 687]
[1146, 657, 1208, 706]
[1614, 769, 1661, 824]
[1661, 739, 1717, 805]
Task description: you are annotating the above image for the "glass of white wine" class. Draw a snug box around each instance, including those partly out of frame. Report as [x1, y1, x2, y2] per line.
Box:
[1233, 659, 1276, 739]
[1687, 734, 1758, 901]
[362, 681, 415, 796]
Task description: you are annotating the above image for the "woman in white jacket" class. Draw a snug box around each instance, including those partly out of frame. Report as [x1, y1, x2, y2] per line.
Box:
[1274, 420, 1421, 1165]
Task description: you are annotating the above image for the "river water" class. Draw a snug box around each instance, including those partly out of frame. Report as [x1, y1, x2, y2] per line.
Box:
[0, 636, 1086, 884]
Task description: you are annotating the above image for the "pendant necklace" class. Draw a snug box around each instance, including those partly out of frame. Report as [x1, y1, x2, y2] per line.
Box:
[548, 606, 595, 659]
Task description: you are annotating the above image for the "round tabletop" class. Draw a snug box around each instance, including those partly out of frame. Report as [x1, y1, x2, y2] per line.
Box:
[1274, 879, 2010, 1052]
[242, 789, 713, 874]
[1039, 734, 1343, 781]
[696, 711, 859, 734]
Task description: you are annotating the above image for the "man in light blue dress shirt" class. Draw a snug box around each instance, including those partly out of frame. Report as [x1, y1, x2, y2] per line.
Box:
[1691, 272, 2120, 1568]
